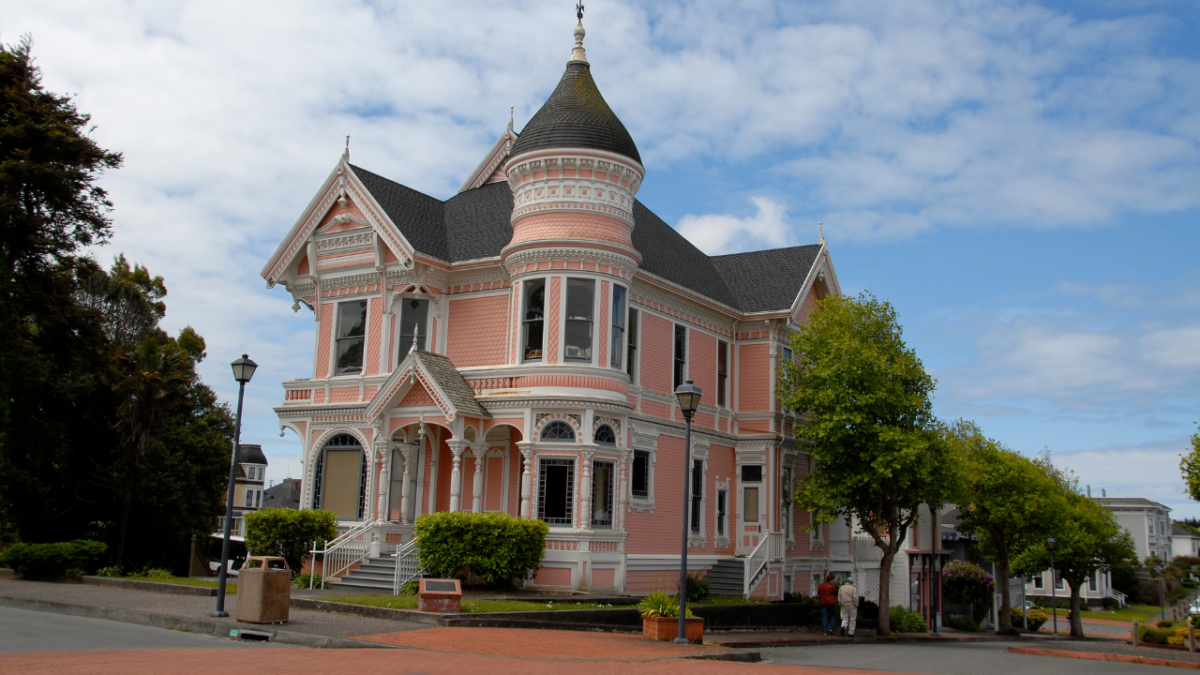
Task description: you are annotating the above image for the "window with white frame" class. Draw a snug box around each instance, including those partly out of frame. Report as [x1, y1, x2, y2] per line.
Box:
[610, 285, 626, 369]
[537, 458, 575, 526]
[632, 450, 650, 499]
[741, 465, 761, 524]
[673, 324, 687, 389]
[1088, 571, 1098, 592]
[523, 279, 546, 361]
[398, 298, 429, 354]
[716, 488, 727, 537]
[244, 488, 262, 509]
[594, 424, 616, 446]
[690, 460, 703, 535]
[1053, 569, 1064, 590]
[717, 340, 728, 407]
[541, 421, 575, 442]
[1033, 574, 1044, 589]
[1149, 518, 1156, 535]
[1161, 519, 1167, 537]
[335, 300, 367, 374]
[627, 309, 639, 382]
[592, 460, 614, 528]
[564, 278, 595, 362]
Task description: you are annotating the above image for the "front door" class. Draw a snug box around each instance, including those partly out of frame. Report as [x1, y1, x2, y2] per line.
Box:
[737, 464, 765, 555]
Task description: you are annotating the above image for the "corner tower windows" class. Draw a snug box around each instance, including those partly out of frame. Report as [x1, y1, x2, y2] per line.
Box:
[564, 278, 595, 362]
[610, 285, 626, 369]
[398, 298, 428, 355]
[627, 309, 639, 382]
[335, 300, 367, 374]
[523, 279, 546, 361]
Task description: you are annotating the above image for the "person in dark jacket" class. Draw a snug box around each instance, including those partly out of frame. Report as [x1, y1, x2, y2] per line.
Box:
[818, 572, 839, 636]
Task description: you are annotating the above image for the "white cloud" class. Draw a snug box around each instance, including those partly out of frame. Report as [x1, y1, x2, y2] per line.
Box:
[676, 197, 792, 255]
[1052, 439, 1200, 518]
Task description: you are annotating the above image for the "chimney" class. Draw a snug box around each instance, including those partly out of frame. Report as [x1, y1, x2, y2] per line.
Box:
[1102, 488, 1106, 497]
[1087, 485, 1091, 497]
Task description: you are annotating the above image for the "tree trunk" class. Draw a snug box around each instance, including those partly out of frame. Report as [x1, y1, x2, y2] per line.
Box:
[115, 466, 135, 567]
[996, 558, 1011, 633]
[1069, 580, 1084, 638]
[878, 547, 894, 635]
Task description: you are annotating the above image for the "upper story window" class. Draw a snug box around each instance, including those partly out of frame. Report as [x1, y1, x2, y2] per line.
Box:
[564, 278, 595, 362]
[523, 279, 545, 361]
[627, 309, 639, 382]
[673, 325, 687, 389]
[717, 340, 729, 407]
[610, 285, 626, 369]
[632, 450, 650, 498]
[335, 300, 367, 374]
[541, 420, 575, 442]
[1149, 518, 1155, 535]
[594, 424, 616, 446]
[399, 298, 429, 354]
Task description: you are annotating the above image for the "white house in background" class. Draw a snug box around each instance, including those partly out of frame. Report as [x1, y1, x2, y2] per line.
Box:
[1094, 497, 1172, 562]
[214, 444, 267, 539]
[1172, 523, 1200, 559]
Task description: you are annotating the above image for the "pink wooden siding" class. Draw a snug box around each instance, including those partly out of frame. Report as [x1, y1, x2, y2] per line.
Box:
[626, 434, 684, 554]
[737, 343, 770, 411]
[796, 286, 820, 324]
[688, 329, 716, 403]
[546, 277, 561, 364]
[435, 438, 453, 513]
[364, 297, 382, 376]
[639, 313, 673, 395]
[316, 304, 333, 377]
[447, 295, 508, 367]
[485, 456, 503, 511]
[387, 314, 396, 371]
[598, 281, 610, 367]
[591, 568, 616, 588]
[534, 567, 572, 587]
[625, 570, 680, 594]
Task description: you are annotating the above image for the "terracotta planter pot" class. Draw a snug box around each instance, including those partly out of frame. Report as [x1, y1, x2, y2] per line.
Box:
[642, 615, 704, 644]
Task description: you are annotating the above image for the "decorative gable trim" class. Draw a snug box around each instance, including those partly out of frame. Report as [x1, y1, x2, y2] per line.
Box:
[261, 158, 417, 288]
[788, 243, 843, 325]
[459, 121, 518, 193]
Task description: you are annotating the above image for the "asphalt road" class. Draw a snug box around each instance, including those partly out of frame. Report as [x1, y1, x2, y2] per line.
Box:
[0, 606, 293, 652]
[763, 641, 1177, 674]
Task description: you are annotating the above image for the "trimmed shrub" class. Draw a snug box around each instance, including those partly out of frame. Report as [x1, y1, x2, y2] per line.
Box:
[889, 605, 928, 633]
[294, 572, 322, 589]
[0, 540, 108, 577]
[245, 508, 338, 577]
[946, 617, 983, 632]
[1140, 625, 1177, 645]
[1009, 606, 1048, 632]
[414, 511, 549, 586]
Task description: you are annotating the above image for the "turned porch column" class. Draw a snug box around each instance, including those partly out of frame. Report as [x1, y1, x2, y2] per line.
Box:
[518, 441, 534, 519]
[447, 440, 468, 513]
[471, 446, 485, 513]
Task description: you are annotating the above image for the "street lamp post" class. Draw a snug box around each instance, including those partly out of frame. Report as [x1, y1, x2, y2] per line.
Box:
[673, 380, 703, 645]
[211, 354, 258, 618]
[1047, 537, 1057, 637]
[1158, 564, 1167, 622]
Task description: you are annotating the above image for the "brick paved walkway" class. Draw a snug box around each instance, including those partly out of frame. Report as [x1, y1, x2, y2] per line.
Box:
[354, 626, 730, 658]
[0, 648, 918, 675]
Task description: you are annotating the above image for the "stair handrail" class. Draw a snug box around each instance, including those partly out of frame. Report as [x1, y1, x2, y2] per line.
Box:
[310, 518, 379, 589]
[392, 537, 423, 595]
[1107, 587, 1128, 608]
[743, 531, 784, 598]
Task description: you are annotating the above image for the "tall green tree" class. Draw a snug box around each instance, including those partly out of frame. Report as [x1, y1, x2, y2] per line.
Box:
[953, 422, 1064, 633]
[1013, 487, 1135, 638]
[1181, 422, 1200, 502]
[779, 292, 960, 635]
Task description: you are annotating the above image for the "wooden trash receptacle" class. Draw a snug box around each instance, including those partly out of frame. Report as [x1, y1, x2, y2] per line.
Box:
[236, 556, 291, 624]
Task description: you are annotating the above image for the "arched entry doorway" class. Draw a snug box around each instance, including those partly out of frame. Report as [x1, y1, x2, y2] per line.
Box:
[312, 433, 366, 520]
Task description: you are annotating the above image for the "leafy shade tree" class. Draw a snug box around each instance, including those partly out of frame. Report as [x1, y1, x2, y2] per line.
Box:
[953, 422, 1064, 634]
[1013, 489, 1136, 638]
[111, 338, 195, 566]
[780, 292, 960, 635]
[1181, 422, 1200, 502]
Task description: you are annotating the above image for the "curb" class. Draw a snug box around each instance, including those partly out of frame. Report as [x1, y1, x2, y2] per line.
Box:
[289, 598, 443, 626]
[718, 634, 1033, 648]
[0, 595, 390, 650]
[1009, 646, 1200, 670]
[81, 576, 219, 597]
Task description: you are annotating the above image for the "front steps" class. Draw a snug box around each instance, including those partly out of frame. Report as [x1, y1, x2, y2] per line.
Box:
[326, 556, 396, 592]
[707, 558, 745, 596]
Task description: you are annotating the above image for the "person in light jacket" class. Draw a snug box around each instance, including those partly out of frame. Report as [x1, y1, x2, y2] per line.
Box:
[838, 576, 860, 637]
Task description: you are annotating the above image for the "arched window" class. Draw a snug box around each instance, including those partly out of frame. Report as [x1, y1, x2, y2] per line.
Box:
[594, 424, 616, 446]
[541, 421, 575, 442]
[312, 434, 366, 520]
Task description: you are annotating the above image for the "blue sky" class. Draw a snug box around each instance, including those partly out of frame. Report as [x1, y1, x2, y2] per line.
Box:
[4, 1, 1197, 514]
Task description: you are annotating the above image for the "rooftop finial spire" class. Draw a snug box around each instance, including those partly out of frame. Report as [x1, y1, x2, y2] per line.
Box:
[343, 134, 350, 161]
[818, 222, 826, 246]
[570, 2, 588, 63]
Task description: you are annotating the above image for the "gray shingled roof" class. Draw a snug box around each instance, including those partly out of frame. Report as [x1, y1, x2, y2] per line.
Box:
[414, 351, 490, 419]
[237, 444, 267, 465]
[510, 61, 640, 163]
[349, 165, 819, 313]
[712, 245, 823, 313]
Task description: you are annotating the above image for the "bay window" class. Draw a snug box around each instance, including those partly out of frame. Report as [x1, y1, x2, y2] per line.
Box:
[523, 279, 545, 361]
[564, 278, 595, 362]
[335, 300, 367, 374]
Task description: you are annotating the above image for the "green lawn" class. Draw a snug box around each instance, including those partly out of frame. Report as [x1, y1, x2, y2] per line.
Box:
[320, 595, 623, 613]
[115, 574, 237, 594]
[1078, 604, 1161, 623]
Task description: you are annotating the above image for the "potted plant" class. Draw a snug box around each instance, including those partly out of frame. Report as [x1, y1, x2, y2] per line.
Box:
[638, 590, 704, 643]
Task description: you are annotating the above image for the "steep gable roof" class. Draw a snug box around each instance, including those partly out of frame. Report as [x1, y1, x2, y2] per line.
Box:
[346, 166, 820, 314]
[712, 245, 823, 313]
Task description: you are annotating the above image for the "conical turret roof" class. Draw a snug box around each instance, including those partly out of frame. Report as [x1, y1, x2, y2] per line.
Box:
[510, 59, 640, 164]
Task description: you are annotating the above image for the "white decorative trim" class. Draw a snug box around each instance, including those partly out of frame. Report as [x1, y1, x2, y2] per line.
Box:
[505, 153, 643, 228]
[502, 245, 639, 279]
[628, 421, 659, 514]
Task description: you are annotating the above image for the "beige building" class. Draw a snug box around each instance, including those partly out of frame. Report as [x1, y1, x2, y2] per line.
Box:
[215, 444, 268, 538]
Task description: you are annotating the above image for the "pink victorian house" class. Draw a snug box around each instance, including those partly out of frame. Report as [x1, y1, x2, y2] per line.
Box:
[262, 21, 846, 598]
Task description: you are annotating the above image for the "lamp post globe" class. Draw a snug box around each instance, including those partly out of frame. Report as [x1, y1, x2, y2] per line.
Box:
[673, 379, 702, 644]
[212, 354, 256, 618]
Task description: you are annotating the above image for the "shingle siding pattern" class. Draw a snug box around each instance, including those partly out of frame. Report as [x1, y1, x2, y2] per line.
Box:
[446, 296, 509, 367]
[510, 62, 641, 163]
[711, 245, 823, 313]
[349, 166, 818, 313]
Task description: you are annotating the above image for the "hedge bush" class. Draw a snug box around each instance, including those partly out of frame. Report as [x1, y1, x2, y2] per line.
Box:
[1009, 606, 1048, 632]
[889, 605, 928, 633]
[0, 540, 108, 577]
[414, 511, 549, 586]
[245, 508, 338, 576]
[1140, 625, 1178, 645]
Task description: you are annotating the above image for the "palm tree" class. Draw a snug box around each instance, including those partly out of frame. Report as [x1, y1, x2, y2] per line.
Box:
[111, 337, 193, 566]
